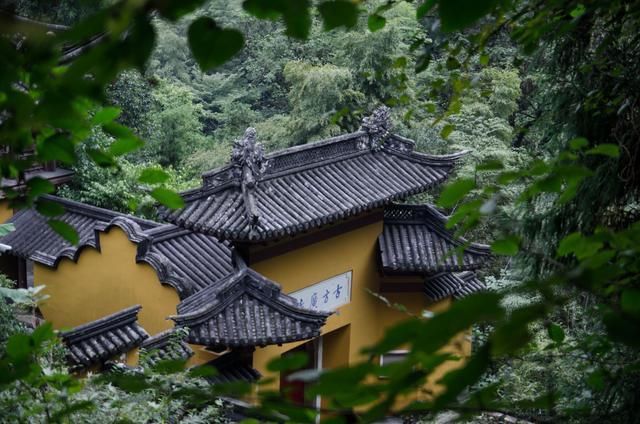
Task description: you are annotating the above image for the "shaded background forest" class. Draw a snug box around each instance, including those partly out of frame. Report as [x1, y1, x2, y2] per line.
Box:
[1, 0, 639, 422]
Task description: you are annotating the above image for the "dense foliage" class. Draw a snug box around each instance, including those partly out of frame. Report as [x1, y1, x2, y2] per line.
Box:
[0, 0, 639, 422]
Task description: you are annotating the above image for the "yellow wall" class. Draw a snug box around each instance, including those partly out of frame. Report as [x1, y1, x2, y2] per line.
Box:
[0, 199, 13, 223]
[35, 227, 179, 336]
[250, 220, 467, 397]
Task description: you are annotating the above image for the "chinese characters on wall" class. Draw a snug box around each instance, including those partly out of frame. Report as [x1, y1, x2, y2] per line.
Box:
[289, 271, 352, 312]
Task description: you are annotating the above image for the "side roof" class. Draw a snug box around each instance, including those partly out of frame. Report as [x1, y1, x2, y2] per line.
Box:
[161, 107, 465, 242]
[0, 195, 233, 299]
[171, 257, 331, 348]
[424, 271, 486, 301]
[378, 203, 491, 274]
[59, 305, 148, 371]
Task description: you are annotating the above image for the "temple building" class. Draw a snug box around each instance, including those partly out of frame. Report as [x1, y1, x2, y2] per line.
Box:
[0, 107, 490, 406]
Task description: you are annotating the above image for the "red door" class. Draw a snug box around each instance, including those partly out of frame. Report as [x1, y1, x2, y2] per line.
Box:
[279, 341, 317, 407]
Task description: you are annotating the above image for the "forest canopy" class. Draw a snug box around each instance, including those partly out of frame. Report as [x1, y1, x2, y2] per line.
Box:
[0, 0, 639, 422]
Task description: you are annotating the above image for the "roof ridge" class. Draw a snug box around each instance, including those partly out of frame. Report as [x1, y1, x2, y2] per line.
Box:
[383, 203, 448, 224]
[59, 305, 143, 344]
[142, 223, 192, 243]
[42, 195, 160, 229]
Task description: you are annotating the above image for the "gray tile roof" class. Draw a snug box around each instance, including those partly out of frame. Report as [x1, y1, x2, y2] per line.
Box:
[203, 352, 261, 385]
[0, 195, 156, 267]
[453, 271, 486, 299]
[135, 224, 233, 298]
[0, 196, 233, 299]
[424, 272, 486, 301]
[140, 328, 194, 363]
[161, 107, 465, 242]
[59, 305, 149, 371]
[171, 257, 331, 348]
[379, 203, 491, 274]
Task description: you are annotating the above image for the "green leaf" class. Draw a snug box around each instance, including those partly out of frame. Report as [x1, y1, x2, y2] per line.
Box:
[367, 14, 386, 32]
[569, 137, 589, 150]
[139, 168, 170, 184]
[92, 107, 121, 125]
[38, 133, 76, 165]
[189, 365, 218, 378]
[87, 148, 116, 167]
[105, 373, 150, 393]
[0, 223, 15, 237]
[156, 0, 207, 21]
[603, 309, 640, 348]
[267, 352, 309, 372]
[587, 369, 605, 391]
[416, 0, 437, 18]
[585, 143, 619, 158]
[109, 137, 144, 157]
[476, 159, 504, 171]
[437, 178, 476, 207]
[438, 0, 499, 32]
[570, 4, 586, 18]
[48, 220, 79, 245]
[243, 0, 312, 38]
[440, 124, 454, 139]
[621, 289, 640, 318]
[491, 235, 520, 256]
[435, 345, 491, 408]
[152, 359, 187, 374]
[6, 333, 32, 360]
[36, 199, 66, 217]
[318, 1, 359, 30]
[547, 322, 565, 343]
[557, 232, 582, 256]
[151, 187, 184, 209]
[27, 178, 55, 198]
[0, 287, 32, 304]
[125, 15, 157, 71]
[31, 322, 54, 348]
[557, 232, 602, 259]
[445, 56, 461, 70]
[479, 53, 490, 66]
[188, 17, 244, 71]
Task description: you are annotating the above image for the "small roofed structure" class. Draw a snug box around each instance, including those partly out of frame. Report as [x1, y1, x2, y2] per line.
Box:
[140, 328, 194, 364]
[202, 352, 262, 385]
[378, 203, 491, 275]
[171, 256, 331, 349]
[59, 305, 148, 371]
[161, 107, 466, 242]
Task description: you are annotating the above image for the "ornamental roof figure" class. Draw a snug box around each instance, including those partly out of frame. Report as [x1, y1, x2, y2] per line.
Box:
[359, 105, 392, 150]
[161, 108, 467, 242]
[231, 127, 266, 234]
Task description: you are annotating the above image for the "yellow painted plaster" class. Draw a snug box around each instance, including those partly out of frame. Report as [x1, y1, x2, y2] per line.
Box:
[0, 199, 14, 223]
[250, 220, 468, 397]
[35, 227, 179, 336]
